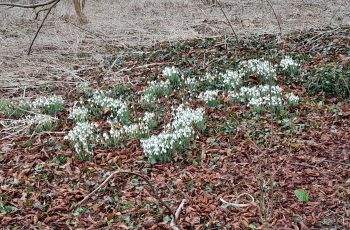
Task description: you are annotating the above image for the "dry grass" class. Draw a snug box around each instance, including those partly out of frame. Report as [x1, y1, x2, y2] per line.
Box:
[0, 0, 349, 94]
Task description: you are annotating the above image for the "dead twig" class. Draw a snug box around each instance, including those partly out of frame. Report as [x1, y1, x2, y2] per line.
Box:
[28, 0, 60, 55]
[77, 170, 177, 224]
[216, 0, 239, 43]
[0, 0, 57, 8]
[220, 193, 255, 208]
[320, 159, 350, 167]
[264, 0, 282, 35]
[0, 0, 87, 54]
[0, 0, 62, 54]
[170, 199, 186, 230]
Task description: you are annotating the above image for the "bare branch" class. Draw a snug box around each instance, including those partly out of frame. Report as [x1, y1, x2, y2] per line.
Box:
[1, 0, 88, 54]
[77, 170, 175, 220]
[28, 0, 61, 55]
[0, 0, 57, 9]
[264, 0, 282, 35]
[170, 199, 186, 230]
[216, 0, 239, 44]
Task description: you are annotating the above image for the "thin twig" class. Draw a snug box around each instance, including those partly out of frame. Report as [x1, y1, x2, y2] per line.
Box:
[28, 0, 61, 55]
[115, 62, 174, 74]
[320, 159, 350, 167]
[77, 170, 175, 220]
[220, 193, 255, 208]
[0, 0, 57, 8]
[170, 199, 186, 230]
[216, 0, 239, 43]
[291, 162, 319, 169]
[264, 0, 282, 35]
[35, 6, 53, 20]
[1, 0, 87, 54]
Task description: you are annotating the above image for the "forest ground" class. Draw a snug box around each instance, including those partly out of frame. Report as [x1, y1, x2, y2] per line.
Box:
[0, 0, 349, 229]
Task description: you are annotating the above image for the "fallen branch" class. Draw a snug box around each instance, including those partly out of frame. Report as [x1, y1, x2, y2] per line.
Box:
[220, 193, 255, 208]
[320, 159, 350, 168]
[170, 199, 186, 230]
[78, 170, 179, 225]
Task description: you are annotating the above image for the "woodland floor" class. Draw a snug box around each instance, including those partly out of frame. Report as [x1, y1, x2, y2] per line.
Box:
[0, 1, 350, 230]
[0, 27, 350, 229]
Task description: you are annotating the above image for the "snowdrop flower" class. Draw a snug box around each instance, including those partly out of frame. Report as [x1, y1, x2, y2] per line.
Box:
[221, 70, 243, 89]
[184, 77, 199, 86]
[139, 112, 157, 131]
[167, 105, 205, 130]
[280, 56, 299, 71]
[198, 90, 219, 104]
[141, 127, 194, 158]
[285, 92, 299, 105]
[163, 66, 179, 77]
[65, 122, 97, 159]
[145, 80, 171, 96]
[141, 105, 205, 161]
[241, 59, 277, 81]
[106, 112, 157, 145]
[200, 72, 219, 84]
[69, 105, 89, 122]
[33, 95, 64, 114]
[33, 95, 64, 108]
[148, 80, 171, 88]
[143, 112, 155, 122]
[30, 114, 57, 132]
[229, 85, 283, 107]
[31, 114, 55, 124]
[140, 93, 157, 105]
[184, 77, 200, 91]
[88, 91, 129, 121]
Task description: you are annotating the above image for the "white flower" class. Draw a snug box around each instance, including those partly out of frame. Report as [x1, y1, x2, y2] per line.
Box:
[106, 112, 157, 143]
[65, 122, 97, 157]
[142, 112, 155, 124]
[162, 66, 179, 77]
[33, 114, 55, 123]
[280, 56, 299, 71]
[167, 105, 205, 130]
[141, 105, 205, 159]
[140, 93, 156, 104]
[228, 85, 282, 107]
[220, 70, 243, 89]
[69, 104, 89, 122]
[184, 77, 199, 86]
[198, 90, 219, 104]
[33, 95, 64, 108]
[240, 59, 277, 81]
[144, 80, 171, 96]
[88, 90, 128, 120]
[285, 93, 299, 104]
[148, 80, 171, 88]
[200, 72, 219, 83]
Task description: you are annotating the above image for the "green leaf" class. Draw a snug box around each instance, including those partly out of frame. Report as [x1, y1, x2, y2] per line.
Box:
[294, 189, 309, 203]
[4, 205, 17, 213]
[71, 207, 85, 216]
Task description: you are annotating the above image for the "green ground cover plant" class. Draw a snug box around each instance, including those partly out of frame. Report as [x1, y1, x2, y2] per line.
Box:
[1, 27, 349, 229]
